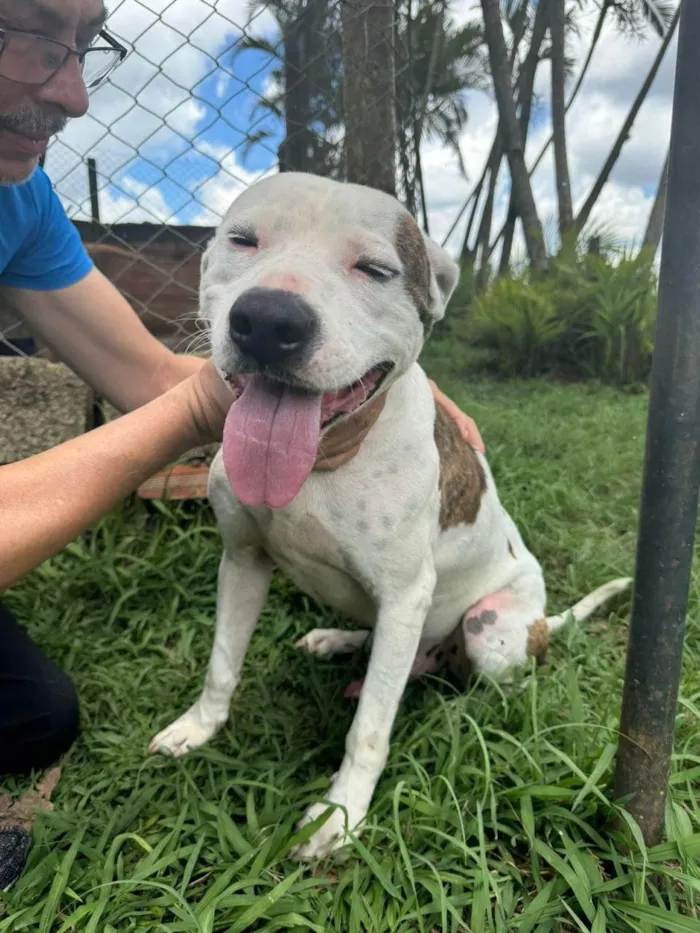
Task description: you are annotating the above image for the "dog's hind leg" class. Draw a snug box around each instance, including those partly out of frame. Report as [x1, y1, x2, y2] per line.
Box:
[440, 577, 632, 686]
[149, 546, 273, 758]
[295, 628, 369, 659]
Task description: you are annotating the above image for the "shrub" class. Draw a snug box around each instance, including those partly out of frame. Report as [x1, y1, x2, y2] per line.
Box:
[447, 247, 658, 385]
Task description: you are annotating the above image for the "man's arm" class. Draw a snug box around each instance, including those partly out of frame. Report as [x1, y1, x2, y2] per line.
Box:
[1, 269, 203, 414]
[0, 361, 232, 591]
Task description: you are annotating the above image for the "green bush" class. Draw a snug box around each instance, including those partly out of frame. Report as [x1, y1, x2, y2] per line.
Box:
[448, 247, 658, 385]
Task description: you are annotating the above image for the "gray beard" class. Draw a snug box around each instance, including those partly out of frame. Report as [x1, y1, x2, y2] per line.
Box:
[0, 106, 67, 140]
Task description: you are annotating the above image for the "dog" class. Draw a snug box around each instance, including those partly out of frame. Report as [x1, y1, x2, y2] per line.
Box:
[149, 172, 631, 859]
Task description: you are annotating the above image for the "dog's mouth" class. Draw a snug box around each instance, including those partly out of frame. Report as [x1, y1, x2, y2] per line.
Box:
[222, 363, 393, 510]
[227, 362, 393, 428]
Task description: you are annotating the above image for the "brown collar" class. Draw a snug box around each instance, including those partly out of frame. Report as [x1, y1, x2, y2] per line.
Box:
[313, 391, 388, 472]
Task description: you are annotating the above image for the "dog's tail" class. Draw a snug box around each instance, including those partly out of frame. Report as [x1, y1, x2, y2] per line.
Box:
[545, 577, 632, 631]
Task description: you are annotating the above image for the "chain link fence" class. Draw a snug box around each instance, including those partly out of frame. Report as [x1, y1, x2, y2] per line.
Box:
[0, 0, 424, 358]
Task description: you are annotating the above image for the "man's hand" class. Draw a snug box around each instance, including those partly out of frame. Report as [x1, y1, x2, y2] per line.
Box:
[184, 360, 236, 446]
[428, 380, 485, 454]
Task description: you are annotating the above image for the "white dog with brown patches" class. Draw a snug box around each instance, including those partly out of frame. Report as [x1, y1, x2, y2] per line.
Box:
[149, 172, 631, 859]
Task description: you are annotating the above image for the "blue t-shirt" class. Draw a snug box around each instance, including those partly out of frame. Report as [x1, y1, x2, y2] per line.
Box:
[0, 167, 93, 291]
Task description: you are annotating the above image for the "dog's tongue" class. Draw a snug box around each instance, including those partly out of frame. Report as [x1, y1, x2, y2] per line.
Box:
[222, 375, 322, 509]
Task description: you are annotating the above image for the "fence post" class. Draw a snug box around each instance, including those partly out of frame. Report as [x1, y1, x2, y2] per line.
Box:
[87, 157, 101, 226]
[614, 0, 700, 846]
[341, 0, 397, 195]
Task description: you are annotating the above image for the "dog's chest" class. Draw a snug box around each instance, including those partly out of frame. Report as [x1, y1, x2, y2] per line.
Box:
[252, 506, 378, 624]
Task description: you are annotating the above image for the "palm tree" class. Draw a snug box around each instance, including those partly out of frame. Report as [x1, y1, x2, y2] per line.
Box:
[551, 0, 573, 235]
[235, 0, 344, 177]
[393, 0, 488, 223]
[497, 0, 554, 273]
[479, 0, 549, 272]
[237, 0, 488, 223]
[446, 0, 677, 267]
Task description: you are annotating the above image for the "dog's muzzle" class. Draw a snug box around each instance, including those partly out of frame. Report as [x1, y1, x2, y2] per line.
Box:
[229, 288, 319, 368]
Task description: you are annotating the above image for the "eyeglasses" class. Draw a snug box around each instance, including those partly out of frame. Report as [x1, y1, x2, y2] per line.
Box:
[0, 27, 128, 90]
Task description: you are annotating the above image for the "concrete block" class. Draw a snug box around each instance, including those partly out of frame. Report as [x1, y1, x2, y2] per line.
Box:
[0, 358, 93, 463]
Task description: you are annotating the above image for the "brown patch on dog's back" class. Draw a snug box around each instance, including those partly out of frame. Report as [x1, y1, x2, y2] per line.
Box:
[394, 214, 432, 334]
[526, 618, 549, 665]
[434, 403, 486, 529]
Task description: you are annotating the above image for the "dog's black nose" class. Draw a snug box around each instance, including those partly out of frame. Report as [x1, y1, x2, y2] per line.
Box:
[229, 288, 318, 367]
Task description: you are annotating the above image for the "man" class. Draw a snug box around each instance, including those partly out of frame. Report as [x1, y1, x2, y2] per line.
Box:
[0, 1, 481, 783]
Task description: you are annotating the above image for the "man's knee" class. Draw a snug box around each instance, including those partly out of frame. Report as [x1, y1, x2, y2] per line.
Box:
[6, 673, 80, 775]
[38, 671, 81, 765]
[0, 603, 80, 774]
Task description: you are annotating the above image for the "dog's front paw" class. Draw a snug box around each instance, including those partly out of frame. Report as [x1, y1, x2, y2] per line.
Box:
[295, 628, 368, 659]
[148, 705, 223, 758]
[291, 804, 351, 860]
[290, 794, 367, 861]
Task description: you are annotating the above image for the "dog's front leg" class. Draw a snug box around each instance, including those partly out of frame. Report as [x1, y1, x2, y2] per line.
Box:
[292, 561, 436, 860]
[149, 546, 273, 758]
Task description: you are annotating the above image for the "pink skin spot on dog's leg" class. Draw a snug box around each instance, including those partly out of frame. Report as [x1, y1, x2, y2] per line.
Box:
[345, 679, 364, 699]
[469, 592, 513, 616]
[463, 591, 515, 635]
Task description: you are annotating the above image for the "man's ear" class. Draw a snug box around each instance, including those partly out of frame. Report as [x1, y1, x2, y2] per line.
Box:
[423, 233, 460, 319]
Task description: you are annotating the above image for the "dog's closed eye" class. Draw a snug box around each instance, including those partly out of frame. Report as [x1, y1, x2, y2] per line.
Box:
[355, 261, 398, 282]
[229, 229, 259, 249]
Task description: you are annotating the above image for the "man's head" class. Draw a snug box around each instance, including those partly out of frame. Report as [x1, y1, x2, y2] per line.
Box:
[0, 0, 118, 185]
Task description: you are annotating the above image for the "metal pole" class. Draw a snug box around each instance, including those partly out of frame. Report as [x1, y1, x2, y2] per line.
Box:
[87, 157, 101, 226]
[614, 0, 700, 846]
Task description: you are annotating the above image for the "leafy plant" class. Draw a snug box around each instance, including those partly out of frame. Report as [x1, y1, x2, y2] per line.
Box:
[450, 245, 658, 384]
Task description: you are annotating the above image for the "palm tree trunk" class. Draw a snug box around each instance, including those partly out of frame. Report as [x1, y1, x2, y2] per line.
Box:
[528, 0, 611, 180]
[279, 16, 311, 172]
[442, 1, 529, 251]
[643, 147, 670, 253]
[341, 0, 397, 194]
[450, 156, 487, 255]
[551, 0, 573, 235]
[411, 0, 445, 234]
[414, 0, 445, 150]
[575, 6, 679, 233]
[461, 164, 490, 263]
[395, 0, 416, 213]
[488, 0, 609, 255]
[459, 133, 501, 259]
[475, 161, 498, 290]
[415, 139, 430, 233]
[498, 0, 552, 273]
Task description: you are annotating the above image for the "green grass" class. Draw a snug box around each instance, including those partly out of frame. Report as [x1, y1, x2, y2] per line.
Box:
[2, 370, 700, 931]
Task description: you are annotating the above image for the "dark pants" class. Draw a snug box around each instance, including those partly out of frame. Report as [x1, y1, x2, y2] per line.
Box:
[0, 601, 79, 775]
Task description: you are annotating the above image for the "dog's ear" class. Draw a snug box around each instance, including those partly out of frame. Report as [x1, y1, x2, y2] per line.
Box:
[423, 234, 460, 319]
